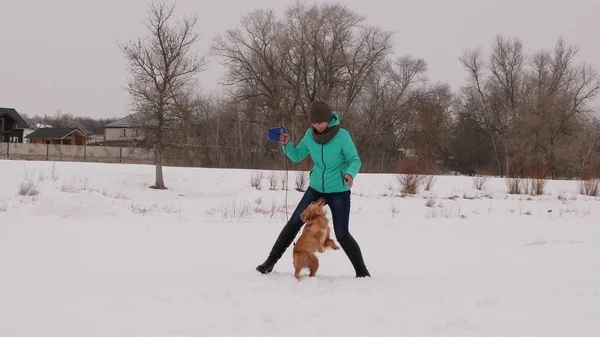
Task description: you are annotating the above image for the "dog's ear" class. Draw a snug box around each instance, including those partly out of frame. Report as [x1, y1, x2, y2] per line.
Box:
[300, 208, 309, 222]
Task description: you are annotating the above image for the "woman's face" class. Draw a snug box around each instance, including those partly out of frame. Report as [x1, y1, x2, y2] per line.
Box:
[312, 121, 328, 132]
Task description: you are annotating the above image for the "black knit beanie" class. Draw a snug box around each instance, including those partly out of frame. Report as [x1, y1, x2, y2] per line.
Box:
[309, 100, 332, 124]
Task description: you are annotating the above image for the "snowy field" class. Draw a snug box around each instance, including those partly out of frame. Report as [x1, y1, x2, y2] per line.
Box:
[1, 159, 599, 337]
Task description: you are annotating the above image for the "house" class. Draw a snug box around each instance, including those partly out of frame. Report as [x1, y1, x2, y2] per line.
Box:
[22, 123, 52, 144]
[103, 112, 145, 143]
[25, 127, 89, 145]
[0, 107, 31, 143]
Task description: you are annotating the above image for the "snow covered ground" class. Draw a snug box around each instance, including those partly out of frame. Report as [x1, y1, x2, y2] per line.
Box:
[1, 159, 599, 337]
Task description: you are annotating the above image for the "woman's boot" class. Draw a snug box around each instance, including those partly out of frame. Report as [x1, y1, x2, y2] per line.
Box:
[256, 223, 299, 274]
[338, 233, 371, 278]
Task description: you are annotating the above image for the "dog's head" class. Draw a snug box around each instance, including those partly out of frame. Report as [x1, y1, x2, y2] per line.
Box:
[300, 197, 327, 223]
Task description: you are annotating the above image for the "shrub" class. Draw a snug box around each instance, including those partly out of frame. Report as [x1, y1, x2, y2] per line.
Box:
[423, 175, 437, 192]
[295, 171, 309, 192]
[528, 178, 547, 196]
[268, 171, 278, 190]
[396, 158, 433, 194]
[250, 171, 263, 189]
[505, 177, 523, 195]
[579, 167, 600, 197]
[579, 179, 599, 197]
[472, 175, 488, 190]
[19, 181, 39, 196]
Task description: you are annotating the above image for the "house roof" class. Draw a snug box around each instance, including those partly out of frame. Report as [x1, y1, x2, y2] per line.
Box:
[25, 127, 90, 140]
[0, 107, 31, 129]
[104, 112, 148, 128]
[64, 120, 92, 135]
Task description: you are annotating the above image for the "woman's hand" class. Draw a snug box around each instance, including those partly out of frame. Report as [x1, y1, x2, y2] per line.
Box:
[344, 174, 353, 187]
[280, 132, 289, 145]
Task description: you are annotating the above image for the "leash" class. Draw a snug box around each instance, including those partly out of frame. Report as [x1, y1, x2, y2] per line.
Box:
[282, 139, 289, 223]
[268, 125, 289, 223]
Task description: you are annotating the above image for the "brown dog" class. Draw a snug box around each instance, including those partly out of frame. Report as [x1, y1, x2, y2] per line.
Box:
[292, 197, 340, 279]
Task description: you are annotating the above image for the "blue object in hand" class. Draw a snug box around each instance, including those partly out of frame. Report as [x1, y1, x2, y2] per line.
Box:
[267, 126, 287, 142]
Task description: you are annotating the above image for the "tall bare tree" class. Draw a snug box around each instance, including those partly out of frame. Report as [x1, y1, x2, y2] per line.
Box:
[520, 39, 600, 177]
[407, 83, 454, 166]
[352, 56, 428, 171]
[456, 35, 600, 178]
[211, 1, 394, 158]
[120, 0, 207, 189]
[459, 35, 526, 176]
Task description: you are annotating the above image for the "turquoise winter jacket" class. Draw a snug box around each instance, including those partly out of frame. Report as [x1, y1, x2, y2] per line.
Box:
[281, 112, 361, 193]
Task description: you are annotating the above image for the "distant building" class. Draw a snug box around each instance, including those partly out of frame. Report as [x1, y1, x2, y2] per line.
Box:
[0, 107, 31, 143]
[23, 123, 53, 144]
[25, 128, 89, 145]
[103, 112, 145, 143]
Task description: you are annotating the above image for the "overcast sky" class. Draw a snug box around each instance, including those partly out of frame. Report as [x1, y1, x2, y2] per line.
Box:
[1, 0, 598, 119]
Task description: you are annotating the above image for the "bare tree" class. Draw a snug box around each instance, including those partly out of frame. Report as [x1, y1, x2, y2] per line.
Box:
[211, 8, 289, 111]
[408, 83, 454, 166]
[455, 35, 599, 178]
[120, 0, 207, 189]
[459, 35, 526, 177]
[211, 1, 394, 168]
[352, 56, 428, 171]
[45, 110, 74, 128]
[520, 39, 600, 177]
[556, 113, 600, 176]
[450, 104, 496, 174]
[283, 2, 393, 111]
[211, 8, 293, 167]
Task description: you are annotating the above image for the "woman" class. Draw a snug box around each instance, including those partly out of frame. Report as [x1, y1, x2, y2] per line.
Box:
[256, 100, 371, 278]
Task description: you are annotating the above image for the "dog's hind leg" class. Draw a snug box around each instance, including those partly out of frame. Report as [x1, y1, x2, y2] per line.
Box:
[308, 253, 319, 277]
[293, 252, 307, 279]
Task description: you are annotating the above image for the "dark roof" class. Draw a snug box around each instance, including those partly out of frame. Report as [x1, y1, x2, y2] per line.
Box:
[0, 107, 31, 129]
[64, 120, 92, 135]
[25, 127, 90, 140]
[104, 112, 148, 128]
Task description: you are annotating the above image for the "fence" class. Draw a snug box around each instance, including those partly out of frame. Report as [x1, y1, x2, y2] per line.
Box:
[0, 143, 154, 165]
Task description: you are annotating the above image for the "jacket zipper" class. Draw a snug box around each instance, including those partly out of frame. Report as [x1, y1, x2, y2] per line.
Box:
[321, 144, 325, 193]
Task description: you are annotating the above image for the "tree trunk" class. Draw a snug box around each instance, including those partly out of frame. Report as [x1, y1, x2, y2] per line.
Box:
[488, 131, 504, 177]
[152, 117, 166, 189]
[153, 143, 166, 189]
[503, 141, 511, 178]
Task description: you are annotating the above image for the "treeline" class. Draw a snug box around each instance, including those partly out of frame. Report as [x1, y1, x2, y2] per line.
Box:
[22, 110, 117, 136]
[42, 1, 600, 180]
[168, 1, 600, 179]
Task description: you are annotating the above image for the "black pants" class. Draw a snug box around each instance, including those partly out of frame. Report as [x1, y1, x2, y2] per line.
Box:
[262, 186, 369, 276]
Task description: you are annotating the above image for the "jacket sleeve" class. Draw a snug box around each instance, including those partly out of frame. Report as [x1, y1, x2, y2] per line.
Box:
[341, 130, 361, 178]
[281, 130, 310, 163]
